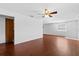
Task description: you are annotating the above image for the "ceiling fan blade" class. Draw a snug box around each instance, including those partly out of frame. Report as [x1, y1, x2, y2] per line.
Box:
[50, 11, 57, 14]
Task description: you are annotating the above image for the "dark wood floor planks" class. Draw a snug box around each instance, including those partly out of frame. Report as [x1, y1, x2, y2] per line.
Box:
[0, 34, 79, 56]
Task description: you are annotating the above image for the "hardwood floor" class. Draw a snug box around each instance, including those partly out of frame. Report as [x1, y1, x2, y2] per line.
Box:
[0, 34, 79, 56]
[43, 34, 79, 56]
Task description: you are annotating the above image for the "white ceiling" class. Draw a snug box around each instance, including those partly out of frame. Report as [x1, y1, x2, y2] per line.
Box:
[0, 3, 79, 19]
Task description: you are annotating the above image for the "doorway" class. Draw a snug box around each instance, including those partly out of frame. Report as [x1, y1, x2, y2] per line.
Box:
[5, 16, 14, 44]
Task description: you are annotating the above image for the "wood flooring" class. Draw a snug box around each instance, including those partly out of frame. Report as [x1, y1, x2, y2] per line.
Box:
[0, 34, 79, 56]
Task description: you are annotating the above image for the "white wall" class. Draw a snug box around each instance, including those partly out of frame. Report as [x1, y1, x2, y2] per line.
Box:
[78, 20, 79, 38]
[0, 15, 5, 43]
[65, 20, 78, 39]
[14, 13, 43, 44]
[43, 22, 67, 36]
[43, 20, 78, 39]
[0, 8, 43, 44]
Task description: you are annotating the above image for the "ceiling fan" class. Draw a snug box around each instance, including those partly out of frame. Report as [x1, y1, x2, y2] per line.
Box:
[28, 8, 57, 18]
[43, 9, 57, 17]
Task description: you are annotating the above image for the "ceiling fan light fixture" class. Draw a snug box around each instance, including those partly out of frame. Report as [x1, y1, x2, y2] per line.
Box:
[43, 8, 57, 17]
